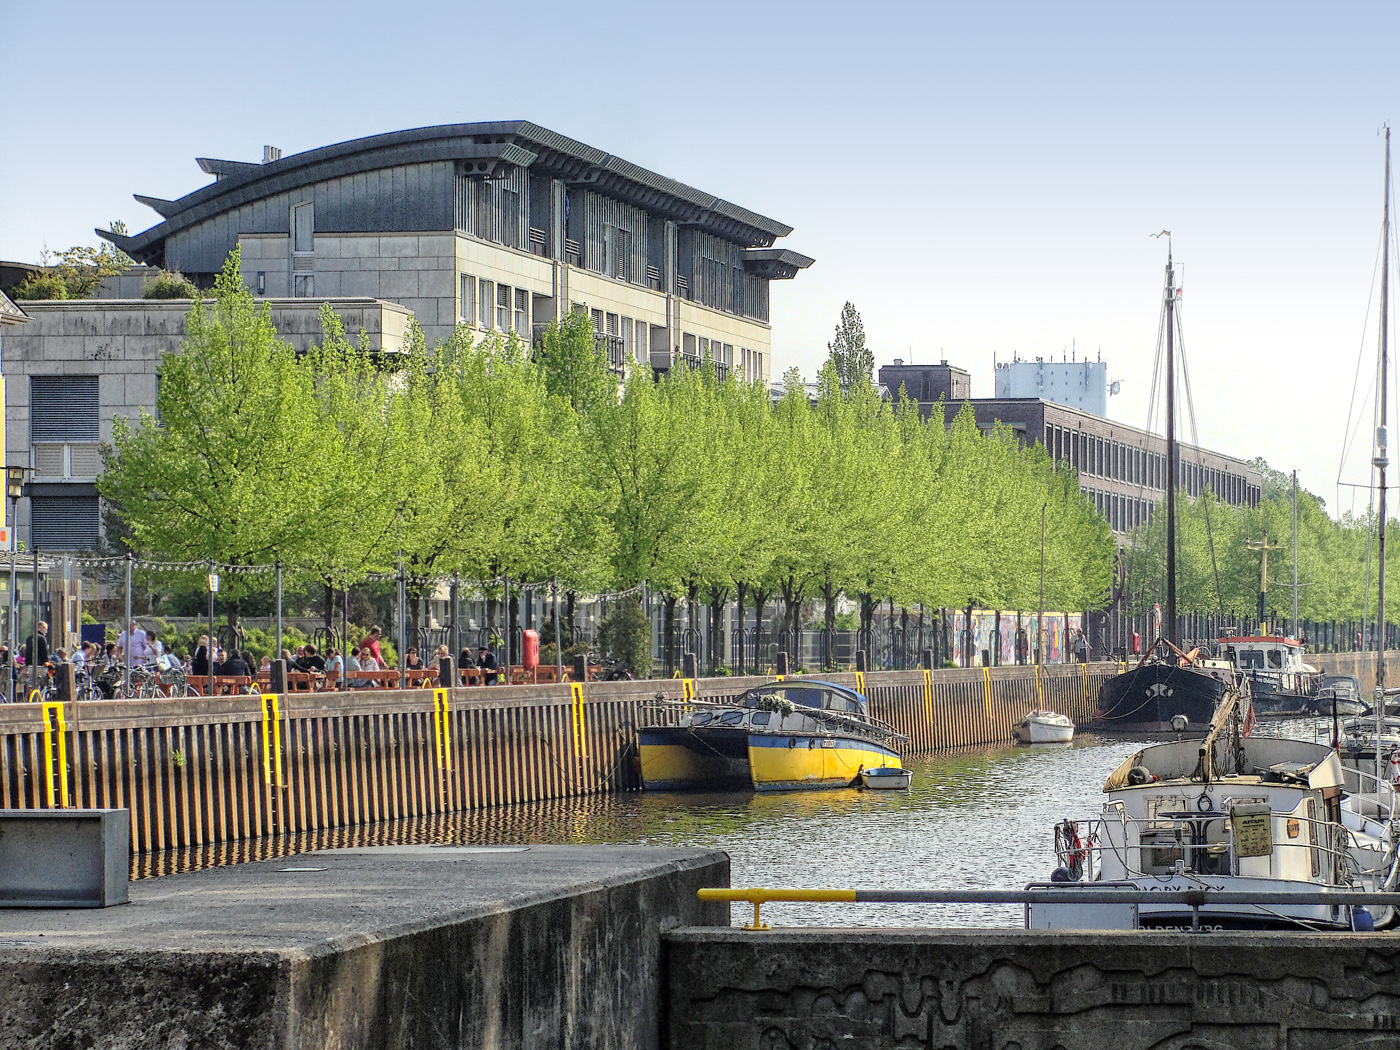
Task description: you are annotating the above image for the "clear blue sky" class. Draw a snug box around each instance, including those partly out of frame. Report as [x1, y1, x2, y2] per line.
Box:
[4, 0, 1400, 512]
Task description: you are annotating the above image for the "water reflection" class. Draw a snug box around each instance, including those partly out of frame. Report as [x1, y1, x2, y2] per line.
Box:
[136, 734, 1153, 927]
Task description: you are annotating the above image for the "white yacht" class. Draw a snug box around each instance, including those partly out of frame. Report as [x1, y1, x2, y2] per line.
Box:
[1014, 710, 1074, 745]
[1032, 693, 1400, 931]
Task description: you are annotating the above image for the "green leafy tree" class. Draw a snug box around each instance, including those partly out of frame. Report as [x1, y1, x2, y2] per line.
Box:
[99, 250, 348, 626]
[825, 301, 874, 392]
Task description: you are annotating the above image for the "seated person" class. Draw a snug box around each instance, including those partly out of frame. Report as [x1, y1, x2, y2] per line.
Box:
[477, 646, 499, 685]
[296, 644, 327, 674]
[405, 647, 424, 671]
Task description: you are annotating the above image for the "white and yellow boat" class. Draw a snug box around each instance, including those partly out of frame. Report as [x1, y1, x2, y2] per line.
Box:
[638, 680, 906, 792]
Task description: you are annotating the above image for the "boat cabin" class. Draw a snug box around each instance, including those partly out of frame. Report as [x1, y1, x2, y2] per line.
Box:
[1098, 738, 1346, 883]
[735, 681, 868, 715]
[1218, 636, 1307, 673]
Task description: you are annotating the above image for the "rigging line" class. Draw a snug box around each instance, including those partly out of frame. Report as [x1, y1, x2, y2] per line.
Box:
[1338, 229, 1386, 501]
[1173, 297, 1226, 616]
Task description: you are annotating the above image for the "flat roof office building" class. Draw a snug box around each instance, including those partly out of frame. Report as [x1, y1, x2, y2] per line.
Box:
[878, 359, 1262, 536]
[105, 122, 813, 386]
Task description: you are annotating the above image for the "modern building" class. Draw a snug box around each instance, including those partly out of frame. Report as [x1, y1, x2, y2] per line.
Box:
[948, 398, 1262, 534]
[993, 354, 1112, 416]
[876, 358, 1262, 535]
[2, 298, 410, 550]
[102, 122, 813, 385]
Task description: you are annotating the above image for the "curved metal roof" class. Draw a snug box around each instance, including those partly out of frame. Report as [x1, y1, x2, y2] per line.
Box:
[102, 121, 796, 263]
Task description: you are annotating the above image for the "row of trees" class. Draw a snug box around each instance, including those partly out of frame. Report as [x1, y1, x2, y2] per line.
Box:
[98, 252, 1116, 669]
[1123, 461, 1398, 624]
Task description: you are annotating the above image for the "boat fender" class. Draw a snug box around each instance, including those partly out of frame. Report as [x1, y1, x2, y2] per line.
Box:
[1049, 866, 1075, 883]
[1389, 753, 1400, 787]
[1354, 906, 1376, 932]
[1197, 792, 1214, 813]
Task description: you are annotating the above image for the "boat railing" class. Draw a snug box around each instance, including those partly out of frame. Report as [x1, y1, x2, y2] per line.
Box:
[640, 693, 909, 744]
[1059, 808, 1354, 885]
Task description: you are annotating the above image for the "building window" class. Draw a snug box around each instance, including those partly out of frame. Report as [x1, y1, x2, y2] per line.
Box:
[496, 284, 511, 330]
[293, 274, 314, 298]
[292, 202, 314, 254]
[31, 495, 100, 551]
[514, 288, 528, 334]
[635, 319, 648, 363]
[591, 309, 604, 334]
[479, 279, 494, 329]
[620, 316, 633, 362]
[32, 375, 100, 481]
[460, 274, 477, 325]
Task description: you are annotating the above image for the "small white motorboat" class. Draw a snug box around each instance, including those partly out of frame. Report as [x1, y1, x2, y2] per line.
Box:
[859, 766, 912, 790]
[1014, 709, 1074, 745]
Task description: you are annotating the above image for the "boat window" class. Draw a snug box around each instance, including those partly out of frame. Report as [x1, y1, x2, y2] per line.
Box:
[716, 709, 744, 726]
[1239, 651, 1265, 669]
[749, 711, 770, 726]
[1268, 650, 1283, 669]
[779, 687, 825, 708]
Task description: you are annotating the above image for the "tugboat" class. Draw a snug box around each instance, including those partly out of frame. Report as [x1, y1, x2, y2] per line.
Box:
[638, 679, 906, 792]
[1217, 635, 1321, 717]
[1096, 639, 1252, 736]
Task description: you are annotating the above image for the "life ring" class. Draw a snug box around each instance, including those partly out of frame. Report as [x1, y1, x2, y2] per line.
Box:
[1197, 792, 1214, 813]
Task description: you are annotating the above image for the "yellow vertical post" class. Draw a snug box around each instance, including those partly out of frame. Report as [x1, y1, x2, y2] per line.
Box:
[922, 668, 933, 723]
[41, 702, 68, 808]
[260, 693, 283, 787]
[981, 667, 993, 721]
[433, 688, 453, 771]
[569, 682, 588, 759]
[854, 671, 867, 697]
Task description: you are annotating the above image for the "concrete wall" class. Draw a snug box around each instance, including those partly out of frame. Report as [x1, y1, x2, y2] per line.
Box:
[0, 845, 730, 1050]
[665, 927, 1400, 1048]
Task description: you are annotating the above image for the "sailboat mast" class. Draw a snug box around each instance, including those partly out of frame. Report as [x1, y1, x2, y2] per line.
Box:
[1165, 250, 1178, 646]
[1378, 125, 1391, 714]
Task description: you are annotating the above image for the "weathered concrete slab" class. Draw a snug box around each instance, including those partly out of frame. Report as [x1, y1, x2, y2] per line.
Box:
[665, 926, 1400, 1049]
[0, 845, 728, 1049]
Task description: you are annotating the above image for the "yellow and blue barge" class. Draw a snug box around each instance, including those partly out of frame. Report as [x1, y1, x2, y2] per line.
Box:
[638, 680, 906, 792]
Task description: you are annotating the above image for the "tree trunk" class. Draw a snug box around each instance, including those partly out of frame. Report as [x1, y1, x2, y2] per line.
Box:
[734, 581, 749, 675]
[822, 580, 837, 670]
[663, 594, 678, 676]
[752, 589, 769, 673]
[707, 586, 727, 675]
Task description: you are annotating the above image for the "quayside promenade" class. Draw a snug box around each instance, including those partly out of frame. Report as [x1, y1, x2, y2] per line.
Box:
[0, 654, 1394, 859]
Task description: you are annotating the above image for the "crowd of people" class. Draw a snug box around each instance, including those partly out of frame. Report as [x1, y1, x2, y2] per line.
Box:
[0, 619, 512, 701]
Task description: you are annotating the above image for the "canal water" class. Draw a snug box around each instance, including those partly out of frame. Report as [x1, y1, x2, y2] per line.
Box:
[140, 731, 1225, 928]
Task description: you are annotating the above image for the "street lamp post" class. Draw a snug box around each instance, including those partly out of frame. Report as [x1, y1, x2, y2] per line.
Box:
[5, 465, 24, 701]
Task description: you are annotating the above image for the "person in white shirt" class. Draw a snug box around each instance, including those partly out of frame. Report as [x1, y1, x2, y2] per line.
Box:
[116, 620, 153, 667]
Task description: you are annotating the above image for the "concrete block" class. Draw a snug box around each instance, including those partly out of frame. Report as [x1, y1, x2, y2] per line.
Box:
[379, 270, 421, 300]
[0, 809, 129, 907]
[0, 845, 728, 1049]
[379, 236, 420, 258]
[312, 271, 342, 297]
[342, 237, 381, 258]
[339, 271, 381, 298]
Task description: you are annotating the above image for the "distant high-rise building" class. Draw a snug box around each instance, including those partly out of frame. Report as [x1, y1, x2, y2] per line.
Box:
[995, 355, 1111, 416]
